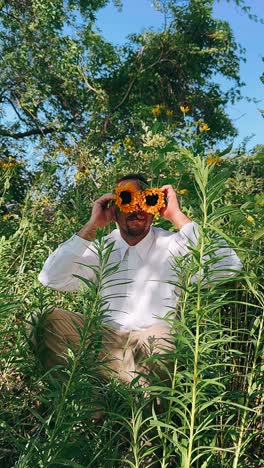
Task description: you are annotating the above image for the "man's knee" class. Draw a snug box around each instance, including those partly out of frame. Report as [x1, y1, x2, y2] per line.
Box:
[44, 307, 63, 323]
[27, 307, 84, 369]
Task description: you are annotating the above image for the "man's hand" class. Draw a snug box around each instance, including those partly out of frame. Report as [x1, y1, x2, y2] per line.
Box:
[89, 193, 116, 228]
[77, 193, 116, 240]
[160, 185, 191, 229]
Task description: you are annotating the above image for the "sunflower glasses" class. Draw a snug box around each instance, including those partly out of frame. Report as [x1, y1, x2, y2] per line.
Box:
[114, 182, 166, 215]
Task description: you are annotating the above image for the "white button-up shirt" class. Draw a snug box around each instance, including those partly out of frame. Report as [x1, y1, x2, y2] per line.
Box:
[38, 222, 242, 330]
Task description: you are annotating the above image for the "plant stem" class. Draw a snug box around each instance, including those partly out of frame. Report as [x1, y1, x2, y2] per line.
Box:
[161, 358, 178, 467]
[186, 159, 207, 467]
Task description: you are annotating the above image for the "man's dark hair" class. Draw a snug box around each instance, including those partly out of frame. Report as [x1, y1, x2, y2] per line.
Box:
[116, 173, 149, 187]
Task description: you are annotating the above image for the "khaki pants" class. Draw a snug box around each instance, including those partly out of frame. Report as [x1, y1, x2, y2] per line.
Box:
[31, 308, 174, 385]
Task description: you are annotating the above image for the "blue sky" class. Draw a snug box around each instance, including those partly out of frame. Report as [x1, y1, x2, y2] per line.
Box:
[95, 0, 264, 151]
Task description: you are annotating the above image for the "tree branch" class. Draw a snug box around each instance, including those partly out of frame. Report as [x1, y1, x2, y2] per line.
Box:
[79, 66, 105, 99]
[0, 126, 57, 140]
[6, 97, 30, 126]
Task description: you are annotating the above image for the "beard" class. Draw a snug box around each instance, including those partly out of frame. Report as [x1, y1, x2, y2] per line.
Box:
[126, 223, 148, 236]
[122, 212, 151, 237]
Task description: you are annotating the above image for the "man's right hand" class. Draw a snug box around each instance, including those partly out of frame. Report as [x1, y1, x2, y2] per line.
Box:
[160, 184, 191, 230]
[77, 193, 116, 240]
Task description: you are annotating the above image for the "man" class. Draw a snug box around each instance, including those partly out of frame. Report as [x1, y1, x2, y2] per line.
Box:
[38, 174, 242, 383]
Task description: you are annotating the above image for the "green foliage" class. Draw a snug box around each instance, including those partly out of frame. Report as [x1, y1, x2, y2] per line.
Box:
[0, 0, 249, 173]
[0, 124, 263, 466]
[0, 2, 263, 466]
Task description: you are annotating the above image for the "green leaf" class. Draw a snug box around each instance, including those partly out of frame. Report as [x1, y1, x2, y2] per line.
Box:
[253, 228, 264, 241]
[216, 142, 233, 157]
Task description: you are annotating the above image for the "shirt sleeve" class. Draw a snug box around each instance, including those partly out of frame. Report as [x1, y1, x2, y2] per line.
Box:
[169, 221, 242, 281]
[38, 234, 99, 291]
[203, 239, 243, 283]
[169, 221, 200, 256]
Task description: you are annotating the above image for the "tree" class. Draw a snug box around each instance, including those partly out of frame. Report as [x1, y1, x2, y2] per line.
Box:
[0, 0, 246, 167]
[103, 0, 244, 141]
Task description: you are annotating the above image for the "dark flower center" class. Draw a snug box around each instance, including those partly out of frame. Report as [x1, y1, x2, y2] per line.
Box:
[120, 191, 132, 204]
[145, 194, 159, 206]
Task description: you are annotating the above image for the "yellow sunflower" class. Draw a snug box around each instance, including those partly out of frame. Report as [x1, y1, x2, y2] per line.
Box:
[207, 156, 221, 166]
[114, 182, 140, 213]
[200, 123, 210, 132]
[180, 105, 190, 113]
[139, 188, 166, 215]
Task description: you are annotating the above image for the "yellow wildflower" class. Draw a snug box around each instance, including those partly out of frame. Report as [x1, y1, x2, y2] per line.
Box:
[180, 105, 190, 113]
[2, 214, 10, 221]
[114, 185, 167, 216]
[207, 156, 221, 166]
[196, 119, 204, 126]
[74, 171, 83, 183]
[112, 143, 120, 154]
[152, 107, 160, 116]
[77, 166, 90, 176]
[1, 162, 15, 168]
[246, 215, 254, 223]
[139, 188, 166, 216]
[43, 198, 50, 206]
[124, 137, 132, 146]
[0, 157, 17, 168]
[123, 137, 133, 152]
[178, 189, 189, 195]
[151, 104, 165, 116]
[114, 183, 140, 213]
[166, 110, 173, 116]
[200, 123, 210, 132]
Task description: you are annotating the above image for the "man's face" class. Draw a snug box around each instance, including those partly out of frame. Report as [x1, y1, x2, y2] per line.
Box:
[115, 179, 154, 239]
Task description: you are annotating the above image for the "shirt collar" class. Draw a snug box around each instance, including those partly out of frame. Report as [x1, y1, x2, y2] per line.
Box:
[115, 227, 155, 261]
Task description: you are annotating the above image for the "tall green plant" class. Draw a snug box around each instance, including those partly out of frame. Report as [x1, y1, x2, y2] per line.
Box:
[131, 153, 263, 467]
